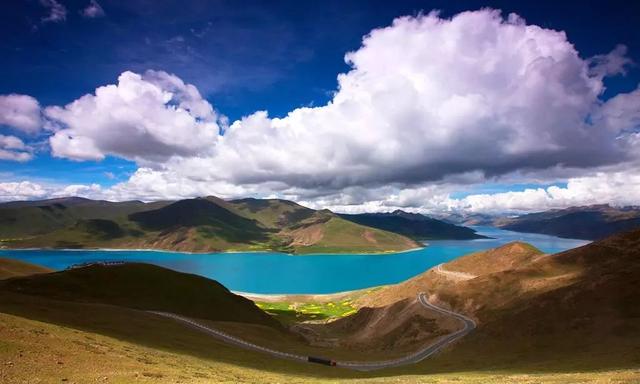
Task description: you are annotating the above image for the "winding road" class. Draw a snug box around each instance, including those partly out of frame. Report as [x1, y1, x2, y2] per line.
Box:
[148, 292, 476, 371]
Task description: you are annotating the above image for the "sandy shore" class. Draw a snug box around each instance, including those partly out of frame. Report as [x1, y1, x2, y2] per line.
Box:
[0, 245, 426, 256]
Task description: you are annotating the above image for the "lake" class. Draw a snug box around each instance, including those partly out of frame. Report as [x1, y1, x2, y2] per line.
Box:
[0, 226, 588, 294]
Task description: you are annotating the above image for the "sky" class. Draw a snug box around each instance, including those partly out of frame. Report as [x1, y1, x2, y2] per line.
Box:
[1, 0, 639, 215]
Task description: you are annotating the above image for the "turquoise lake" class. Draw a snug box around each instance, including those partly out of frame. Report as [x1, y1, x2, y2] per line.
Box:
[0, 227, 588, 294]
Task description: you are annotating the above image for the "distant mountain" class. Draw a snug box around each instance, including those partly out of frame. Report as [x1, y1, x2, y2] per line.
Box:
[339, 210, 487, 240]
[496, 204, 640, 240]
[433, 211, 498, 226]
[0, 197, 420, 254]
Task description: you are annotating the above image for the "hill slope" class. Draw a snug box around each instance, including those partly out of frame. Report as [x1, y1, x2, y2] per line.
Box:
[0, 262, 279, 327]
[353, 230, 640, 371]
[497, 204, 640, 240]
[0, 197, 170, 238]
[0, 257, 52, 280]
[339, 210, 486, 240]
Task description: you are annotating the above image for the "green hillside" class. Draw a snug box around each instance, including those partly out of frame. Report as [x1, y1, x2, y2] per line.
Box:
[0, 196, 420, 254]
[229, 198, 316, 228]
[0, 197, 170, 239]
[292, 215, 420, 254]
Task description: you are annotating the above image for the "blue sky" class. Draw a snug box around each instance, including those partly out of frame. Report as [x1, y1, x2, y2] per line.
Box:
[1, 1, 639, 213]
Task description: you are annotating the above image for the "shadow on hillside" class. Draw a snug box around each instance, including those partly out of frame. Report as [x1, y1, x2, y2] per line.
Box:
[1, 290, 639, 380]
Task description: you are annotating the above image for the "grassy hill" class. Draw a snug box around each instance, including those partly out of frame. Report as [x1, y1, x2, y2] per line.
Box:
[0, 197, 170, 238]
[1, 197, 421, 254]
[339, 210, 487, 240]
[0, 262, 279, 327]
[0, 257, 52, 280]
[228, 198, 316, 228]
[497, 204, 640, 240]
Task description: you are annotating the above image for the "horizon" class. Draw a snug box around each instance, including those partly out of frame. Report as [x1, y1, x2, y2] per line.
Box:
[1, 1, 640, 215]
[2, 194, 638, 217]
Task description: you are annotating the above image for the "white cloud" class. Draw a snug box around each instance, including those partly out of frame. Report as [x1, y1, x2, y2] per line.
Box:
[444, 170, 640, 214]
[0, 181, 47, 201]
[7, 9, 640, 213]
[594, 86, 640, 135]
[51, 183, 103, 199]
[81, 9, 636, 196]
[589, 44, 633, 78]
[46, 70, 222, 162]
[40, 0, 67, 23]
[0, 94, 41, 134]
[81, 0, 105, 18]
[0, 135, 33, 162]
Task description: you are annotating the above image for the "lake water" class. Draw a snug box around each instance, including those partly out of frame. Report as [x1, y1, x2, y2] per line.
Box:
[0, 226, 588, 294]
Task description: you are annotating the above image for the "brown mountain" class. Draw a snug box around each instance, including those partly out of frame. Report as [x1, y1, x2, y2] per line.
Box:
[351, 230, 640, 370]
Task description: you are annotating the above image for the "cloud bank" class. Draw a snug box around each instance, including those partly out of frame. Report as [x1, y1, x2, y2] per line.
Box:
[3, 9, 640, 213]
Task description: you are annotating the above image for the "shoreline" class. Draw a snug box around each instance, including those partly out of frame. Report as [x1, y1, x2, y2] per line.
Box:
[0, 245, 427, 256]
[233, 285, 386, 302]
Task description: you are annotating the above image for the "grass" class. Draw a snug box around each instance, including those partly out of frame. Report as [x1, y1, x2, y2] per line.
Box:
[255, 299, 357, 324]
[0, 263, 280, 327]
[295, 217, 418, 254]
[1, 307, 638, 384]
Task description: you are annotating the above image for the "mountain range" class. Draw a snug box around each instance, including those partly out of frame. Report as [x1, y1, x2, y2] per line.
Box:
[497, 204, 640, 240]
[0, 196, 478, 254]
[338, 210, 486, 240]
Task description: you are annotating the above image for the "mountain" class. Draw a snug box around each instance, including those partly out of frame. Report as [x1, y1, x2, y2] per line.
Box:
[339, 210, 486, 240]
[353, 229, 640, 371]
[497, 204, 640, 240]
[432, 211, 498, 226]
[0, 197, 170, 238]
[0, 196, 420, 254]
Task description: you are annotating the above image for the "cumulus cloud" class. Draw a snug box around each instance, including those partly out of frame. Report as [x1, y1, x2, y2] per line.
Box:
[0, 181, 47, 201]
[9, 9, 640, 212]
[81, 0, 105, 18]
[0, 135, 33, 162]
[594, 86, 640, 135]
[40, 0, 67, 23]
[0, 94, 41, 134]
[46, 70, 221, 162]
[53, 9, 637, 193]
[444, 171, 640, 214]
[191, 9, 634, 190]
